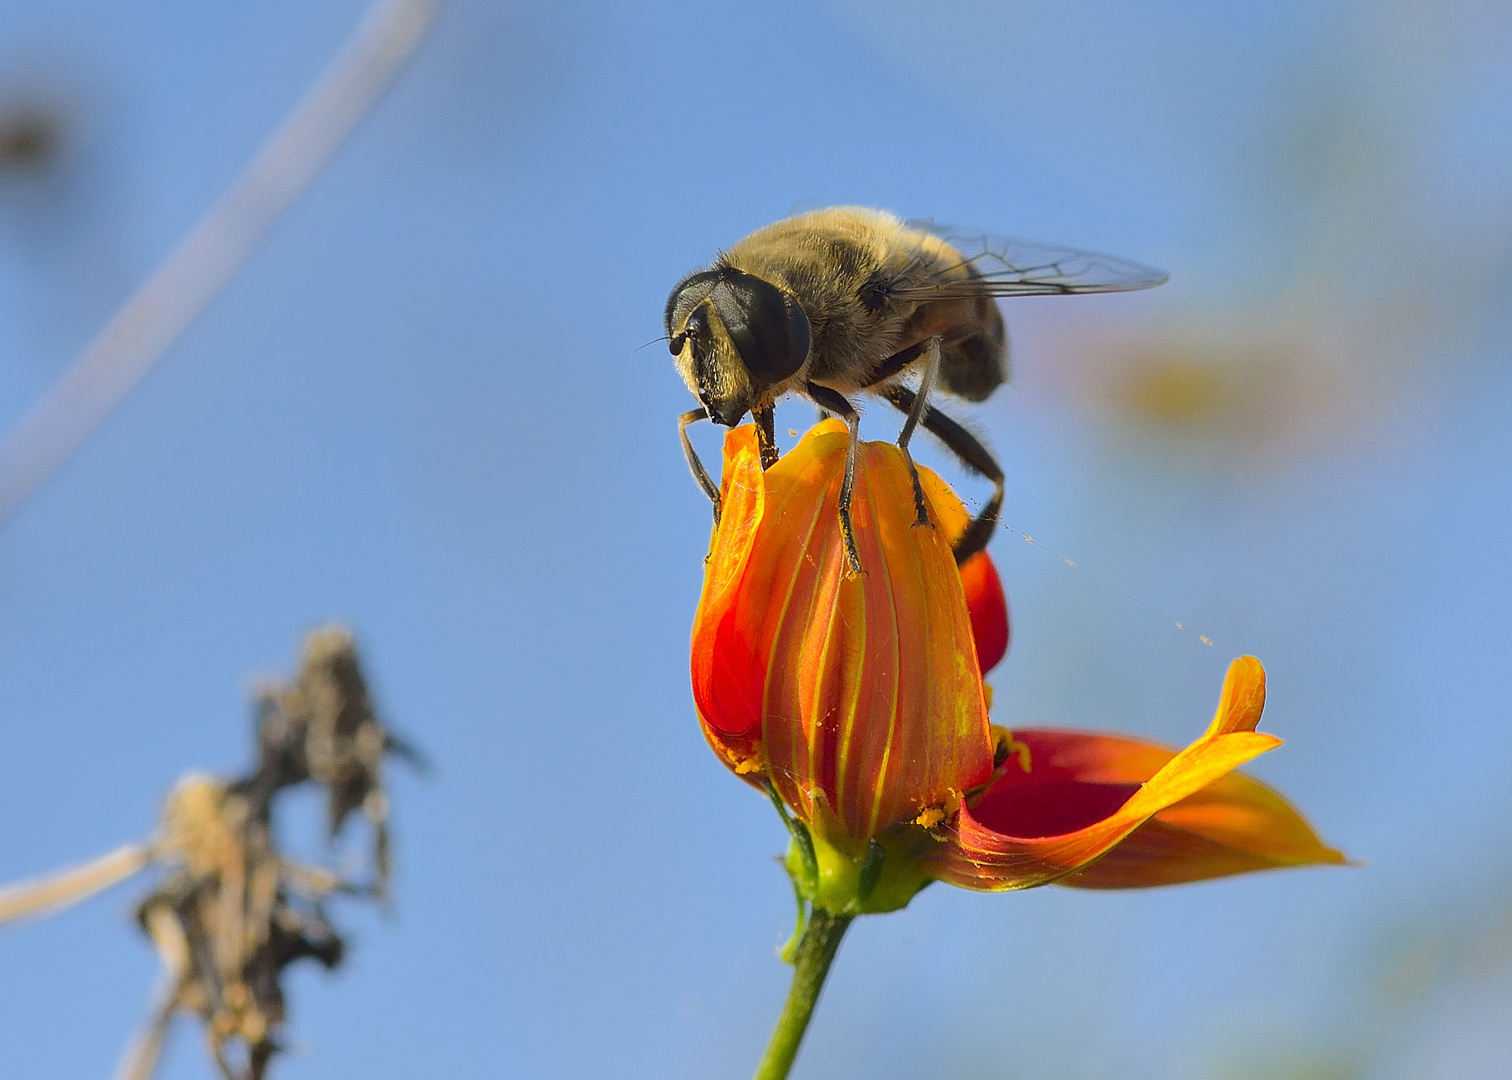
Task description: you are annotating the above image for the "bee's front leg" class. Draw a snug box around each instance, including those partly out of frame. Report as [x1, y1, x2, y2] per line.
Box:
[678, 407, 722, 525]
[805, 382, 864, 576]
[752, 401, 780, 470]
[894, 337, 940, 528]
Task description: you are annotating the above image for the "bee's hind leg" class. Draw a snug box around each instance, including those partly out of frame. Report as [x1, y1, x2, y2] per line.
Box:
[882, 384, 1004, 565]
[893, 337, 941, 528]
[805, 382, 864, 576]
[679, 407, 721, 524]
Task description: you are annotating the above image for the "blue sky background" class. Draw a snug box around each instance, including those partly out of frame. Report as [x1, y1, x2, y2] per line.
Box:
[1, 1, 1511, 1077]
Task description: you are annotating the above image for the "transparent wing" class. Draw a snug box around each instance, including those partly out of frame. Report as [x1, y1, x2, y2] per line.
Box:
[0, 843, 154, 925]
[893, 222, 1168, 300]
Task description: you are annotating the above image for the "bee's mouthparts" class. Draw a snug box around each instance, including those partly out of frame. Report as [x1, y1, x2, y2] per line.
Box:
[700, 397, 741, 427]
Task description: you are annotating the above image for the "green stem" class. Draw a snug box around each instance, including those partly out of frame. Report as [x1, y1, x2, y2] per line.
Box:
[752, 907, 854, 1080]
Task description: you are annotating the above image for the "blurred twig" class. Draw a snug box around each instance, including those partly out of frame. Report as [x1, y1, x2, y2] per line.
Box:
[112, 974, 180, 1080]
[0, 0, 445, 524]
[0, 843, 154, 923]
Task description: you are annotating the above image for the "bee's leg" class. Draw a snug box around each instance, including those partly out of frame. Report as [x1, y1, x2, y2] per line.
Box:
[894, 337, 941, 528]
[678, 407, 721, 524]
[882, 385, 1004, 565]
[753, 401, 780, 470]
[805, 382, 864, 575]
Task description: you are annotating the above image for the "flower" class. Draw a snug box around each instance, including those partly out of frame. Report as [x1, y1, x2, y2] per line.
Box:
[691, 420, 1344, 913]
[691, 420, 994, 907]
[920, 655, 1348, 889]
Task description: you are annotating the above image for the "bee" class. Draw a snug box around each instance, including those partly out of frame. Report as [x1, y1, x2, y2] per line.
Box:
[667, 206, 1166, 571]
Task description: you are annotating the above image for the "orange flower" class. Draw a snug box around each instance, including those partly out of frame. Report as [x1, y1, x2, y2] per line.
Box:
[690, 421, 1343, 913]
[691, 422, 993, 861]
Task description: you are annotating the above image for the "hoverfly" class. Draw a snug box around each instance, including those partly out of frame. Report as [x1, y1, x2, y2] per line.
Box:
[667, 206, 1167, 572]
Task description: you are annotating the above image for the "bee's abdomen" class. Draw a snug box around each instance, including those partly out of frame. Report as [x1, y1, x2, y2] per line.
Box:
[937, 304, 1008, 402]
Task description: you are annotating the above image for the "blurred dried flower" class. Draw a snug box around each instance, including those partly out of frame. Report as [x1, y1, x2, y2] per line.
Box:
[252, 625, 425, 897]
[120, 775, 350, 1080]
[0, 625, 419, 1080]
[0, 101, 63, 174]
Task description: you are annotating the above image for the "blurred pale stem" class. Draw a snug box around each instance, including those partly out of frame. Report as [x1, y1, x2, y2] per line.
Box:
[0, 0, 444, 524]
[753, 907, 853, 1080]
[112, 976, 177, 1080]
[0, 843, 153, 924]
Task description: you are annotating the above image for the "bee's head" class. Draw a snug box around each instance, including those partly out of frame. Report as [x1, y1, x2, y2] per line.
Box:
[665, 267, 811, 427]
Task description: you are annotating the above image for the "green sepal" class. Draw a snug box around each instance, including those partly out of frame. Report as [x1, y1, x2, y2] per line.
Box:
[777, 865, 808, 965]
[767, 781, 817, 897]
[856, 839, 886, 901]
[807, 826, 934, 915]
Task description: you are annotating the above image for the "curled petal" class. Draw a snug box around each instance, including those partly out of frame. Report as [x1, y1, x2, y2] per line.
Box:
[924, 657, 1342, 889]
[1060, 763, 1349, 888]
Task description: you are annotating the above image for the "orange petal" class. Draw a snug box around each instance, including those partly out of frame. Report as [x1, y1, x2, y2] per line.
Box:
[690, 426, 766, 738]
[690, 421, 994, 839]
[1059, 763, 1349, 888]
[689, 426, 769, 776]
[909, 457, 1010, 673]
[763, 430, 992, 839]
[915, 465, 971, 544]
[923, 657, 1340, 889]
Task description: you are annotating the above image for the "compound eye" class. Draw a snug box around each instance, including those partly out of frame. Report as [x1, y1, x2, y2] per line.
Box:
[664, 269, 722, 341]
[708, 271, 811, 388]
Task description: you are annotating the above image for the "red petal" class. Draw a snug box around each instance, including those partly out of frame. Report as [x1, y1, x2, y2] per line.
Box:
[922, 658, 1343, 890]
[969, 777, 1142, 839]
[959, 552, 1009, 673]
